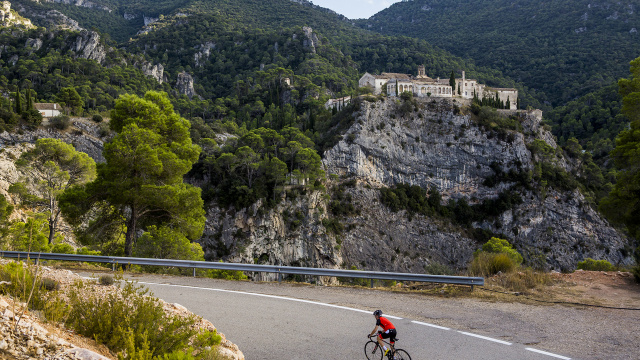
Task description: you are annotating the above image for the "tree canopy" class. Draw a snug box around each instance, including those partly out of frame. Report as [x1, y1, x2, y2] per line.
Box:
[600, 57, 640, 239]
[16, 138, 96, 245]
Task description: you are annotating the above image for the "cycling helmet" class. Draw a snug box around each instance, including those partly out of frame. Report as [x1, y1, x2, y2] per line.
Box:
[373, 310, 382, 317]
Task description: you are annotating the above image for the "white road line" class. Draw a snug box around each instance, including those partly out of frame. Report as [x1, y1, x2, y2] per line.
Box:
[458, 331, 512, 345]
[137, 281, 405, 320]
[411, 320, 450, 330]
[526, 347, 571, 359]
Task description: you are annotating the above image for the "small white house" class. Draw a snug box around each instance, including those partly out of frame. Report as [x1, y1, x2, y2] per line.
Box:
[34, 103, 62, 117]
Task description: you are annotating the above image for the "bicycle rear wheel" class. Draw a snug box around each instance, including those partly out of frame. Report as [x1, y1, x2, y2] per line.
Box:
[364, 340, 383, 360]
[392, 349, 411, 360]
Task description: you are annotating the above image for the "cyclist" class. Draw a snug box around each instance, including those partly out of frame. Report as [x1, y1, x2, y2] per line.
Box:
[369, 310, 397, 357]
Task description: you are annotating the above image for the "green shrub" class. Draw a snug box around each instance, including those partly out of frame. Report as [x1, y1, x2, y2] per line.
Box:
[207, 261, 248, 280]
[322, 217, 343, 235]
[98, 122, 110, 137]
[99, 275, 115, 286]
[50, 114, 71, 130]
[41, 277, 60, 291]
[51, 243, 75, 254]
[489, 267, 553, 293]
[0, 262, 69, 322]
[577, 258, 615, 271]
[423, 262, 455, 275]
[65, 280, 203, 357]
[479, 237, 523, 265]
[91, 114, 103, 123]
[76, 247, 101, 255]
[470, 252, 517, 276]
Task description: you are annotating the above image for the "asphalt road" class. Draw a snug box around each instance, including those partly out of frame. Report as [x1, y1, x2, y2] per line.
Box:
[95, 273, 580, 360]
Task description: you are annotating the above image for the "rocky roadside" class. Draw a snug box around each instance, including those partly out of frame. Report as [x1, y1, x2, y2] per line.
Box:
[0, 260, 244, 360]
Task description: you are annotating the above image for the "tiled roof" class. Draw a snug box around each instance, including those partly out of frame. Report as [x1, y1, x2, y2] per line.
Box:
[33, 103, 61, 110]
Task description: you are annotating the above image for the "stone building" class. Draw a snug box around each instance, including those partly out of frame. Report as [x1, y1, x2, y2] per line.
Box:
[34, 103, 62, 118]
[359, 66, 518, 110]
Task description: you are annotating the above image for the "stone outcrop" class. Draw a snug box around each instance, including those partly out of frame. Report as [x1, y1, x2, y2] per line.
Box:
[0, 118, 106, 165]
[176, 71, 197, 99]
[301, 26, 319, 53]
[38, 0, 112, 12]
[141, 62, 165, 84]
[1, 1, 34, 28]
[194, 41, 216, 67]
[200, 193, 342, 282]
[25, 37, 42, 51]
[34, 9, 83, 31]
[73, 30, 106, 64]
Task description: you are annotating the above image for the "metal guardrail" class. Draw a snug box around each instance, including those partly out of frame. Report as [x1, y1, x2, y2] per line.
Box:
[0, 251, 484, 288]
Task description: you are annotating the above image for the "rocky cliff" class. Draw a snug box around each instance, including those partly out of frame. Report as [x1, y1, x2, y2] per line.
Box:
[176, 71, 198, 99]
[0, 119, 106, 201]
[0, 1, 33, 27]
[323, 98, 630, 271]
[201, 97, 631, 274]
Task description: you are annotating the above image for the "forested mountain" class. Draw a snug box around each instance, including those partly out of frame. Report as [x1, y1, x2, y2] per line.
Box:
[0, 0, 637, 276]
[356, 0, 639, 107]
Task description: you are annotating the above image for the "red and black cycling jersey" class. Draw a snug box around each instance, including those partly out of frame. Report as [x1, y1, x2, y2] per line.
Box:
[376, 316, 396, 331]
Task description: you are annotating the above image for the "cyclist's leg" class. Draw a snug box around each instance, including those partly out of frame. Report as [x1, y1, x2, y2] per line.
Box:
[379, 330, 392, 354]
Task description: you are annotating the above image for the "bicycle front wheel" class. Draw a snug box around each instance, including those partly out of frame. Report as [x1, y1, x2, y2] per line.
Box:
[392, 349, 412, 360]
[364, 340, 383, 360]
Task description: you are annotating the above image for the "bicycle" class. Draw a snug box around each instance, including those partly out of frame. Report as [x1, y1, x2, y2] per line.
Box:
[365, 334, 412, 360]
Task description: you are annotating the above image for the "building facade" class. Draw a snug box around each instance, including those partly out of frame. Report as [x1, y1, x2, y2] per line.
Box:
[359, 67, 518, 110]
[34, 103, 62, 117]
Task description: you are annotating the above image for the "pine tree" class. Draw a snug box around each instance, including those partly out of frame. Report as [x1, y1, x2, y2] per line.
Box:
[25, 87, 32, 111]
[506, 97, 511, 109]
[15, 89, 22, 114]
[449, 70, 456, 92]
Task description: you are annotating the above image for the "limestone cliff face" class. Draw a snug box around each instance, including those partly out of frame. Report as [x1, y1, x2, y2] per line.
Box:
[199, 192, 342, 282]
[301, 26, 319, 53]
[73, 29, 106, 63]
[1, 1, 34, 28]
[322, 98, 631, 271]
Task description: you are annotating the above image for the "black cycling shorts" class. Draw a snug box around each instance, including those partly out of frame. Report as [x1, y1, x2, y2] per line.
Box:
[379, 329, 397, 341]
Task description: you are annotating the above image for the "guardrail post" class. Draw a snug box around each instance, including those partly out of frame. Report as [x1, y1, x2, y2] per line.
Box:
[371, 279, 374, 288]
[112, 262, 115, 272]
[277, 269, 281, 284]
[193, 267, 196, 277]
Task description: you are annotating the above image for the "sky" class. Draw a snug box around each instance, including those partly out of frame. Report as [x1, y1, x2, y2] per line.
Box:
[310, 0, 402, 19]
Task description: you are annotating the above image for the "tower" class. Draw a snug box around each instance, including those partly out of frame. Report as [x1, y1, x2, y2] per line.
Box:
[418, 65, 426, 78]
[462, 70, 466, 97]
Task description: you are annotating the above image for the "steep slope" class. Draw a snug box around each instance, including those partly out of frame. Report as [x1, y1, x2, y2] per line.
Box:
[357, 0, 640, 107]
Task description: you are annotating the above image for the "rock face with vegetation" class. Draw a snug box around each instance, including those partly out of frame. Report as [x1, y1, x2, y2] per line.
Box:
[196, 97, 630, 274]
[200, 191, 342, 281]
[321, 97, 630, 271]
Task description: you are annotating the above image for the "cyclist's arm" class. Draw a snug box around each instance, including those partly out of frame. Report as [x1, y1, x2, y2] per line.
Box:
[369, 325, 380, 337]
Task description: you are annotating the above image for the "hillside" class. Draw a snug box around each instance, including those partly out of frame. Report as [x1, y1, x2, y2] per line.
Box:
[0, 1, 636, 277]
[356, 0, 640, 108]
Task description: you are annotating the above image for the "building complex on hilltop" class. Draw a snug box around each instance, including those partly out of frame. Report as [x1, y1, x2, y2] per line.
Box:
[359, 66, 518, 110]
